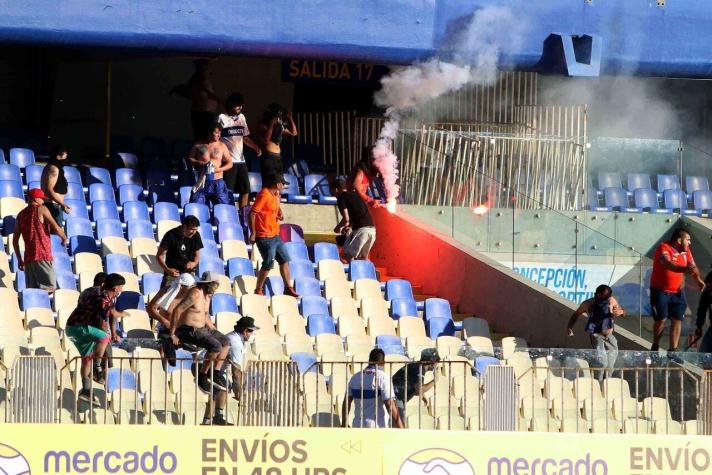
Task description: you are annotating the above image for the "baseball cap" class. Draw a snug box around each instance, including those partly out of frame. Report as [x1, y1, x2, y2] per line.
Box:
[235, 316, 260, 332]
[197, 271, 222, 284]
[28, 188, 45, 200]
[178, 273, 196, 287]
[419, 348, 441, 363]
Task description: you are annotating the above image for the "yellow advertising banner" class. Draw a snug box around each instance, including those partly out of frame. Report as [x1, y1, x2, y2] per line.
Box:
[0, 425, 708, 475]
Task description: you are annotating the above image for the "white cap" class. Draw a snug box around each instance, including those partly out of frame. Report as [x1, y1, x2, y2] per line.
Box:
[179, 273, 196, 287]
[197, 271, 222, 284]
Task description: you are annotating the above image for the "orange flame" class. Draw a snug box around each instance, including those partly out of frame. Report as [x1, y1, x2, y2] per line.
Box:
[386, 199, 397, 213]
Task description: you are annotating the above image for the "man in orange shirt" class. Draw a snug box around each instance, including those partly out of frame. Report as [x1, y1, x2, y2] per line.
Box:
[248, 175, 299, 297]
[649, 228, 705, 352]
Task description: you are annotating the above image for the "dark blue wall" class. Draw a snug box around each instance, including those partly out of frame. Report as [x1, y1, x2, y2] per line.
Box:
[3, 0, 712, 77]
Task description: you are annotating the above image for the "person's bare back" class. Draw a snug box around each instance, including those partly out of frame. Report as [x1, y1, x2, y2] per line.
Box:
[174, 287, 210, 329]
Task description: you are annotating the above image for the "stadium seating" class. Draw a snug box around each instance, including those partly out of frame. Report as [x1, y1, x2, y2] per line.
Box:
[9, 148, 35, 168]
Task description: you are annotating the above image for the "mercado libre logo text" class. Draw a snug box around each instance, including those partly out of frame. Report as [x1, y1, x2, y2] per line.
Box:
[0, 443, 31, 475]
[44, 446, 177, 473]
[399, 448, 475, 475]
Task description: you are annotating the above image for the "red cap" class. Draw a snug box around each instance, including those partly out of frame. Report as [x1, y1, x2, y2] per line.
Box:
[28, 188, 45, 200]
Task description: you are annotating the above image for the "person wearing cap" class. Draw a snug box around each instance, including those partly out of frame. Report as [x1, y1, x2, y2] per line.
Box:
[12, 188, 68, 293]
[249, 176, 299, 297]
[225, 316, 259, 401]
[391, 349, 441, 422]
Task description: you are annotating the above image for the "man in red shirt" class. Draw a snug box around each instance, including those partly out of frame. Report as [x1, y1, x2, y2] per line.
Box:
[649, 228, 705, 352]
[248, 175, 298, 297]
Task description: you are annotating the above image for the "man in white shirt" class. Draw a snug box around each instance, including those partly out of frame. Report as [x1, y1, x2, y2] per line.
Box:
[225, 316, 259, 400]
[343, 348, 404, 428]
[218, 92, 262, 231]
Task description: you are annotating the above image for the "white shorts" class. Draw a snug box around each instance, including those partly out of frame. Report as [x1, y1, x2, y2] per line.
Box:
[343, 226, 376, 260]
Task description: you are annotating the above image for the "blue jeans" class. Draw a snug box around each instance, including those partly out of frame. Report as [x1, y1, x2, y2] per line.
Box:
[255, 236, 290, 271]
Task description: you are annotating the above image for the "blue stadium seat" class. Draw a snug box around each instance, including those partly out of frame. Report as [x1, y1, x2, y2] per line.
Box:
[475, 356, 501, 377]
[213, 204, 238, 226]
[0, 149, 4, 164]
[22, 288, 51, 310]
[597, 172, 622, 190]
[14, 270, 25, 292]
[53, 253, 73, 273]
[184, 203, 210, 224]
[116, 291, 145, 311]
[198, 258, 224, 276]
[427, 318, 455, 338]
[218, 222, 244, 242]
[87, 167, 112, 186]
[290, 352, 318, 373]
[123, 201, 151, 222]
[284, 242, 309, 261]
[199, 222, 215, 242]
[70, 236, 98, 254]
[295, 278, 321, 297]
[634, 188, 669, 214]
[153, 202, 181, 223]
[96, 218, 124, 240]
[304, 174, 336, 204]
[24, 164, 44, 185]
[264, 277, 284, 297]
[201, 240, 220, 260]
[0, 180, 23, 199]
[179, 186, 193, 207]
[283, 173, 311, 204]
[627, 173, 651, 193]
[693, 190, 712, 213]
[9, 148, 35, 168]
[115, 168, 141, 187]
[657, 174, 680, 193]
[51, 235, 68, 255]
[248, 173, 262, 194]
[168, 349, 193, 372]
[141, 272, 164, 295]
[115, 152, 139, 169]
[390, 298, 418, 319]
[686, 176, 710, 196]
[0, 164, 21, 182]
[603, 187, 638, 212]
[1, 215, 14, 236]
[106, 368, 137, 393]
[64, 199, 89, 220]
[118, 184, 144, 205]
[92, 200, 120, 221]
[228, 257, 255, 279]
[127, 220, 154, 240]
[385, 279, 414, 301]
[89, 183, 116, 203]
[65, 217, 93, 238]
[664, 189, 697, 215]
[587, 189, 606, 211]
[289, 259, 315, 280]
[349, 260, 377, 281]
[26, 180, 39, 191]
[149, 185, 177, 205]
[65, 182, 85, 202]
[106, 254, 134, 274]
[63, 166, 82, 185]
[146, 169, 171, 189]
[56, 271, 77, 290]
[424, 298, 452, 320]
[211, 293, 238, 314]
[307, 314, 336, 336]
[313, 242, 339, 262]
[375, 335, 405, 355]
[301, 296, 329, 318]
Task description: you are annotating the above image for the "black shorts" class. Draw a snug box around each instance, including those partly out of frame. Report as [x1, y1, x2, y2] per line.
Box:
[175, 325, 229, 353]
[260, 151, 283, 185]
[224, 162, 250, 196]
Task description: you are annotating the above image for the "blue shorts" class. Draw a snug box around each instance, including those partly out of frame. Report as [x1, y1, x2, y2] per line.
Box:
[650, 287, 687, 321]
[255, 236, 290, 271]
[192, 179, 231, 205]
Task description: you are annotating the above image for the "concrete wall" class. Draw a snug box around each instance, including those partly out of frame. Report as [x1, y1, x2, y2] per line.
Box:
[370, 207, 647, 350]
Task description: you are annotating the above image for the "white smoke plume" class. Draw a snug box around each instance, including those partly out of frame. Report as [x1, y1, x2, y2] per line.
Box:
[371, 5, 523, 210]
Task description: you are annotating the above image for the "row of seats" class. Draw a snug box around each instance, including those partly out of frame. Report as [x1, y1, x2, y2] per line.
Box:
[589, 187, 709, 214]
[595, 172, 709, 196]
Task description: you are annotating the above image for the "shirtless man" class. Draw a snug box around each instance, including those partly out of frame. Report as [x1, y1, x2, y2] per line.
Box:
[257, 103, 297, 185]
[169, 271, 232, 425]
[188, 123, 233, 206]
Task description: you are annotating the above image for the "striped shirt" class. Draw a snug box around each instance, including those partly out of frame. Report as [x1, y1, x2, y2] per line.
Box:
[347, 365, 395, 428]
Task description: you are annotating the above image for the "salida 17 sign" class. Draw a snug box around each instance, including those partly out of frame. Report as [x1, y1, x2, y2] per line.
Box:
[282, 60, 389, 85]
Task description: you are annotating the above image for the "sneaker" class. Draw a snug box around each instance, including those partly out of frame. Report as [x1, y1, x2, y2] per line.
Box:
[78, 389, 101, 407]
[208, 371, 228, 391]
[212, 415, 233, 426]
[198, 373, 213, 394]
[92, 370, 106, 385]
[254, 287, 265, 296]
[284, 286, 299, 298]
[650, 343, 659, 352]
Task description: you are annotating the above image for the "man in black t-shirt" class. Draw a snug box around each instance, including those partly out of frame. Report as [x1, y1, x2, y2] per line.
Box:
[157, 215, 204, 287]
[330, 179, 377, 261]
[392, 349, 440, 420]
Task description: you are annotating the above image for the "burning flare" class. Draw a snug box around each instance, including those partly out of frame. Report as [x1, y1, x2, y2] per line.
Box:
[472, 204, 489, 215]
[386, 199, 397, 214]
